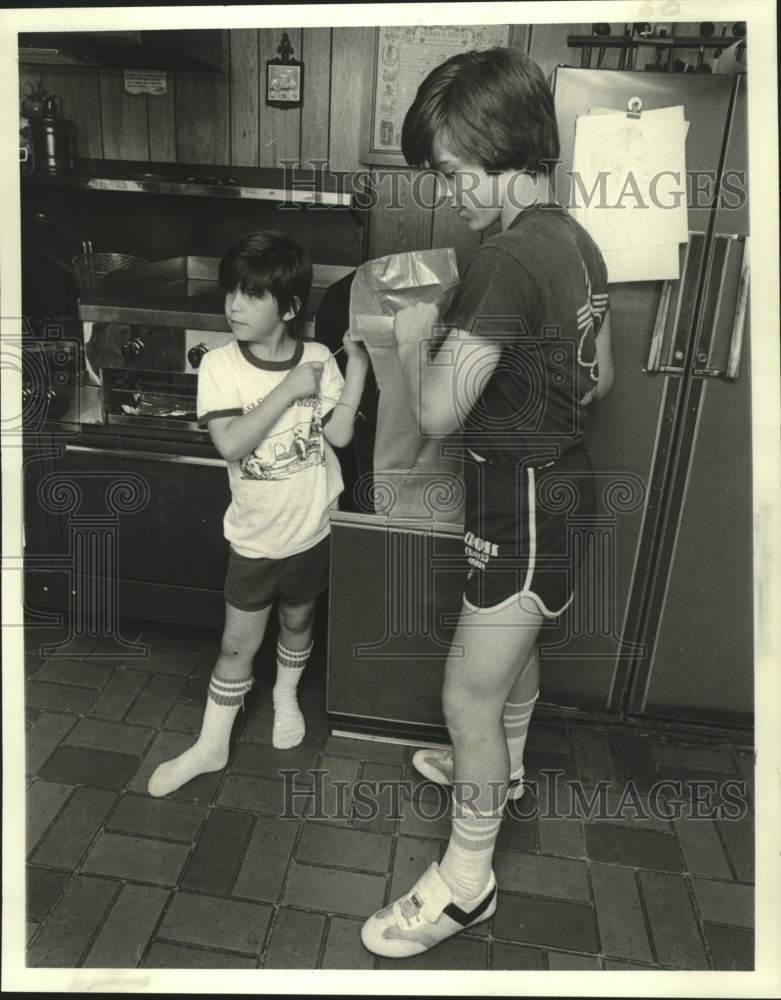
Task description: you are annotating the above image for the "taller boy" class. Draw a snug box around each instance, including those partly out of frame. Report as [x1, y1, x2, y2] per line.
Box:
[149, 232, 368, 797]
[361, 49, 613, 955]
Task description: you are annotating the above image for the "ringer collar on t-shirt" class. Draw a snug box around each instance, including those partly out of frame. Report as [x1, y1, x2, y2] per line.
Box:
[238, 339, 304, 371]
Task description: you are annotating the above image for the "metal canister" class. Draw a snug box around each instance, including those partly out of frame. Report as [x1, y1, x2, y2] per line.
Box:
[31, 96, 75, 175]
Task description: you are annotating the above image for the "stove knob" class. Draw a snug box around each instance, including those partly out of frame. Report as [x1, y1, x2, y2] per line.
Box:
[122, 337, 145, 361]
[188, 343, 209, 369]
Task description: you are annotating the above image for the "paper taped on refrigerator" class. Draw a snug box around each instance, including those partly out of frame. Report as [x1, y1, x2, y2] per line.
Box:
[570, 104, 690, 281]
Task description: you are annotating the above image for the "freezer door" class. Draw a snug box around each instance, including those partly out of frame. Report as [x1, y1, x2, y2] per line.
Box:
[539, 69, 735, 712]
[630, 74, 752, 725]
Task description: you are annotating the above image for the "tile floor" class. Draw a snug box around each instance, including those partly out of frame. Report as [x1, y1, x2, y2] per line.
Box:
[22, 616, 755, 971]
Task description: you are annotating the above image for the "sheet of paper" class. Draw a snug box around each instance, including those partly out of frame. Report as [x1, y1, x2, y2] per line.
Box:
[570, 105, 689, 252]
[602, 243, 681, 283]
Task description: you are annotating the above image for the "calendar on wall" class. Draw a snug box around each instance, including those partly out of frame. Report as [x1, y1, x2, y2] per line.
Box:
[363, 24, 511, 165]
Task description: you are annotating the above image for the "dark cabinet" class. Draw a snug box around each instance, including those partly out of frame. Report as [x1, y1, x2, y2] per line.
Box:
[19, 30, 226, 72]
[24, 436, 232, 630]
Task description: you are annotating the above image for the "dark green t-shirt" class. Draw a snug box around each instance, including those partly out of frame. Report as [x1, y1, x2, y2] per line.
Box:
[442, 202, 609, 468]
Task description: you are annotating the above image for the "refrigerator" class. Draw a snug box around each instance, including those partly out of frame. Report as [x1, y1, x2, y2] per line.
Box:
[327, 69, 752, 738]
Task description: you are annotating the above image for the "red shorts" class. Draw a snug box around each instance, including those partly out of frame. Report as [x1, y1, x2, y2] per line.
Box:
[224, 535, 330, 612]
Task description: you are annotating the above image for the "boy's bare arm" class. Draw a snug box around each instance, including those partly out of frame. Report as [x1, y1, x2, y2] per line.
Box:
[323, 336, 370, 448]
[394, 302, 502, 437]
[207, 363, 323, 462]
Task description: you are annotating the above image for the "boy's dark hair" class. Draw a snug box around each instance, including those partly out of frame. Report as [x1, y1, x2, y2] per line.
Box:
[401, 47, 559, 175]
[219, 231, 313, 331]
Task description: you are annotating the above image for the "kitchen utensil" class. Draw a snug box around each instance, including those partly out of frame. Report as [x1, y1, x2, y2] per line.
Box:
[34, 212, 148, 290]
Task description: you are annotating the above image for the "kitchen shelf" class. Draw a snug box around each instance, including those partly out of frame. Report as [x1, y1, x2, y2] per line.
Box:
[21, 159, 369, 209]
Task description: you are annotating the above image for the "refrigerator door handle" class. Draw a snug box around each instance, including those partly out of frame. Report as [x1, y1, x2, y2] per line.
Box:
[645, 234, 705, 374]
[725, 237, 750, 380]
[645, 281, 672, 372]
[692, 235, 750, 380]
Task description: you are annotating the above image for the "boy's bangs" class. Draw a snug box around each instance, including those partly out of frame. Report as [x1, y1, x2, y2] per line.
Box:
[219, 255, 271, 296]
[237, 271, 273, 299]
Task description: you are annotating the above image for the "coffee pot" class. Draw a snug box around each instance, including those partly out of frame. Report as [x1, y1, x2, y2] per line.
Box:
[31, 95, 75, 175]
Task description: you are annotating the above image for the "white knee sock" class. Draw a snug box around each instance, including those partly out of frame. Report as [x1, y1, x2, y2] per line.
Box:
[272, 639, 312, 749]
[503, 690, 538, 779]
[440, 800, 504, 900]
[147, 672, 253, 797]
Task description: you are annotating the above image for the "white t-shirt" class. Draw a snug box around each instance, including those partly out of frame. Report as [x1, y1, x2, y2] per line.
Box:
[197, 339, 345, 559]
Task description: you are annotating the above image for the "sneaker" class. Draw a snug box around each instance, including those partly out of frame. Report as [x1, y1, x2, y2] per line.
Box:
[361, 862, 497, 958]
[412, 747, 525, 800]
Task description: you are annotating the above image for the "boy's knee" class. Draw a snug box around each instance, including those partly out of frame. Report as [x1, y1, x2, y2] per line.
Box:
[442, 683, 476, 734]
[277, 601, 315, 636]
[443, 678, 503, 735]
[220, 631, 257, 660]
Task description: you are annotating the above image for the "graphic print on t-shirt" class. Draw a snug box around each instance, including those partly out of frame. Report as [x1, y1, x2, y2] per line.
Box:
[239, 395, 325, 481]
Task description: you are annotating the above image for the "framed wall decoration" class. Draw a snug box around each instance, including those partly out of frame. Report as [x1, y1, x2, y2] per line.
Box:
[266, 32, 304, 109]
[362, 24, 512, 165]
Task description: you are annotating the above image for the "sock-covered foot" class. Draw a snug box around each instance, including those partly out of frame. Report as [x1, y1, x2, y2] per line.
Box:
[272, 689, 306, 749]
[271, 640, 311, 749]
[147, 673, 253, 797]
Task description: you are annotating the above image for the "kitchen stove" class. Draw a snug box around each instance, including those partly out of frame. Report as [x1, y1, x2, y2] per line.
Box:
[70, 257, 341, 439]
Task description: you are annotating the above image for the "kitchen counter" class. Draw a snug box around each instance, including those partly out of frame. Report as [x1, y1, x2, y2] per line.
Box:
[22, 158, 370, 209]
[78, 256, 353, 329]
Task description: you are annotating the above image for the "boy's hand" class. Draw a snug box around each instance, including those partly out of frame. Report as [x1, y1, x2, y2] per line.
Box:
[282, 362, 323, 401]
[342, 331, 369, 367]
[393, 302, 440, 350]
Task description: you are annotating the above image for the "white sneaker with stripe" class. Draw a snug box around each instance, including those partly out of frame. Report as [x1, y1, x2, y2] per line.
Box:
[412, 747, 525, 800]
[360, 862, 497, 958]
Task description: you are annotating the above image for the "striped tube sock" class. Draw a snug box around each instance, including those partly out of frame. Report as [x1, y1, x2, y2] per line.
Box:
[147, 672, 253, 797]
[440, 801, 504, 901]
[272, 640, 312, 749]
[503, 690, 538, 781]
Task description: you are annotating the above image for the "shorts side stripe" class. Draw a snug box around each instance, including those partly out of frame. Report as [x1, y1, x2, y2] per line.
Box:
[522, 466, 536, 595]
[462, 590, 574, 619]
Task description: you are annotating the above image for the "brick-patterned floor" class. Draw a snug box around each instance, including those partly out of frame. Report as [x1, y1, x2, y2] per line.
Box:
[23, 618, 755, 971]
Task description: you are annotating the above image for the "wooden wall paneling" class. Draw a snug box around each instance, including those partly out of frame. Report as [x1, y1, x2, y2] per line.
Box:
[175, 33, 231, 165]
[509, 23, 531, 52]
[300, 28, 332, 168]
[98, 71, 150, 161]
[40, 66, 103, 159]
[147, 82, 177, 163]
[19, 65, 43, 105]
[230, 29, 260, 166]
[369, 169, 435, 259]
[329, 26, 375, 172]
[258, 28, 302, 167]
[527, 23, 590, 81]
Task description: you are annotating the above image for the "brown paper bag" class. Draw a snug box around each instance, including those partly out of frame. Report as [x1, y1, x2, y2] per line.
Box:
[349, 249, 464, 525]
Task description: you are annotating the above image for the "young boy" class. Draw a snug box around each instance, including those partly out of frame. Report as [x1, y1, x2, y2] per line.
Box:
[148, 231, 368, 797]
[360, 48, 613, 956]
